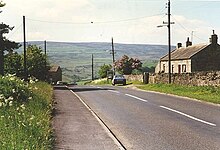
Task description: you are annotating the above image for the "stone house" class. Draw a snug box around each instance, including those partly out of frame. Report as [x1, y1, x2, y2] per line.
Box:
[155, 32, 220, 73]
[48, 65, 62, 83]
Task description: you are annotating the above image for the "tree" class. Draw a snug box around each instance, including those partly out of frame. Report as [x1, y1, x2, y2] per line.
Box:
[25, 45, 48, 80]
[0, 2, 21, 75]
[98, 64, 112, 78]
[114, 55, 142, 75]
[4, 52, 23, 76]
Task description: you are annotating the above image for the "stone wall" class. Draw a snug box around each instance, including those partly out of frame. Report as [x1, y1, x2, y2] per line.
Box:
[124, 74, 143, 82]
[149, 71, 220, 86]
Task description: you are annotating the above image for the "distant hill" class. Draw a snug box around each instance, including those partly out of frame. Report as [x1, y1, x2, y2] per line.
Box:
[17, 41, 173, 81]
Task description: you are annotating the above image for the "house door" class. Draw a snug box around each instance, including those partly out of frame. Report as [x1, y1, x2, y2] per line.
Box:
[178, 65, 181, 73]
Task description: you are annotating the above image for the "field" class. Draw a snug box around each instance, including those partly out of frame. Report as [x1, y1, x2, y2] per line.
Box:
[18, 41, 172, 82]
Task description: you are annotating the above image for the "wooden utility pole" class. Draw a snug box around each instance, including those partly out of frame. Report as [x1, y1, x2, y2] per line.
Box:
[44, 40, 47, 80]
[92, 54, 94, 80]
[23, 16, 27, 81]
[168, 0, 171, 84]
[111, 37, 116, 75]
[0, 32, 4, 76]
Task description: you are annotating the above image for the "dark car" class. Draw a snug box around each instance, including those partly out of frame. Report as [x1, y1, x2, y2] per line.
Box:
[112, 74, 126, 86]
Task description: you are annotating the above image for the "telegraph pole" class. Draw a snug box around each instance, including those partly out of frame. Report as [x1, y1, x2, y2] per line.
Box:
[0, 31, 4, 75]
[157, 0, 173, 83]
[111, 37, 116, 75]
[168, 0, 171, 84]
[44, 40, 47, 80]
[92, 54, 94, 80]
[23, 16, 28, 81]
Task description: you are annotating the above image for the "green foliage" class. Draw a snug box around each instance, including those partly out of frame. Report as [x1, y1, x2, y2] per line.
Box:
[4, 52, 23, 77]
[0, 23, 21, 75]
[25, 45, 48, 80]
[0, 75, 53, 149]
[114, 55, 142, 75]
[138, 84, 220, 104]
[98, 64, 112, 78]
[0, 1, 5, 7]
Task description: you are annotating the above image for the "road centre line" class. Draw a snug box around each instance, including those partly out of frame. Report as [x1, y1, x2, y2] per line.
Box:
[125, 94, 148, 102]
[108, 90, 120, 94]
[160, 105, 217, 127]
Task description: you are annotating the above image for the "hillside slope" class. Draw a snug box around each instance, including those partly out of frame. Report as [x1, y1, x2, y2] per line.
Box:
[18, 41, 172, 81]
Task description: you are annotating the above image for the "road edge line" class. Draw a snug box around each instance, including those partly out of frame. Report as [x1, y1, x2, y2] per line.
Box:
[70, 90, 126, 150]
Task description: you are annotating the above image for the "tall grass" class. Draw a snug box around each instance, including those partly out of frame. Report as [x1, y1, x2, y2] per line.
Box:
[0, 75, 53, 149]
[138, 84, 220, 104]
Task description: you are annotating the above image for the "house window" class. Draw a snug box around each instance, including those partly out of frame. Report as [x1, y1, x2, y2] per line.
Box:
[178, 65, 181, 73]
[163, 64, 166, 72]
[172, 65, 174, 73]
[182, 64, 186, 73]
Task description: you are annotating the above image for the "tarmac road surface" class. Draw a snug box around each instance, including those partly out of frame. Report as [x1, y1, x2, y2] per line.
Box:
[69, 85, 220, 150]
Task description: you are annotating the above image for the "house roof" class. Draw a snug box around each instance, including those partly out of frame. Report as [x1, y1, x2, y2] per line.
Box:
[161, 44, 209, 61]
[49, 65, 61, 72]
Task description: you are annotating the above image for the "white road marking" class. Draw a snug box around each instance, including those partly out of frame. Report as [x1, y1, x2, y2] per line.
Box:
[125, 94, 148, 102]
[160, 105, 217, 127]
[70, 90, 126, 150]
[108, 90, 120, 94]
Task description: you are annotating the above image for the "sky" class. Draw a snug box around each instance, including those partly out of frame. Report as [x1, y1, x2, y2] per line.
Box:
[1, 0, 220, 45]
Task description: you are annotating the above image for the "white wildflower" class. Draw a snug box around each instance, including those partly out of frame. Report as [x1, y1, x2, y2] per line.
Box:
[30, 115, 35, 120]
[0, 94, 4, 99]
[5, 99, 9, 104]
[8, 96, 13, 101]
[9, 101, 13, 106]
[12, 89, 16, 93]
[20, 104, 25, 110]
[28, 97, 32, 100]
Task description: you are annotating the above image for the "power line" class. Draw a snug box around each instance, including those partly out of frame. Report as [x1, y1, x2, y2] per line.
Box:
[171, 15, 207, 42]
[6, 23, 22, 39]
[26, 13, 164, 25]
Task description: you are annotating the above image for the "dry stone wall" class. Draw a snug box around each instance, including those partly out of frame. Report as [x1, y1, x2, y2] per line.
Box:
[125, 71, 220, 86]
[149, 71, 220, 86]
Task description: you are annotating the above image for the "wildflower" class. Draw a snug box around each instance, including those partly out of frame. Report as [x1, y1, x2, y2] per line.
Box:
[8, 96, 13, 101]
[0, 94, 4, 99]
[28, 97, 32, 100]
[20, 104, 25, 110]
[1, 116, 4, 118]
[9, 101, 13, 106]
[0, 102, 3, 107]
[5, 99, 9, 104]
[30, 115, 35, 120]
[12, 89, 16, 93]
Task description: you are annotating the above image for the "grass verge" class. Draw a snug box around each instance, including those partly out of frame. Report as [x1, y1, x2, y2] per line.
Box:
[0, 75, 53, 149]
[138, 84, 220, 104]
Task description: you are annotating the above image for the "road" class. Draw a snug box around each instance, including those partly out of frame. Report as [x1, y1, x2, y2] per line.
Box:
[69, 85, 220, 150]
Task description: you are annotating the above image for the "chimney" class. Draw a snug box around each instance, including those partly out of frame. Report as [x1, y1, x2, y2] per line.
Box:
[177, 43, 182, 49]
[210, 30, 218, 45]
[186, 37, 192, 47]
